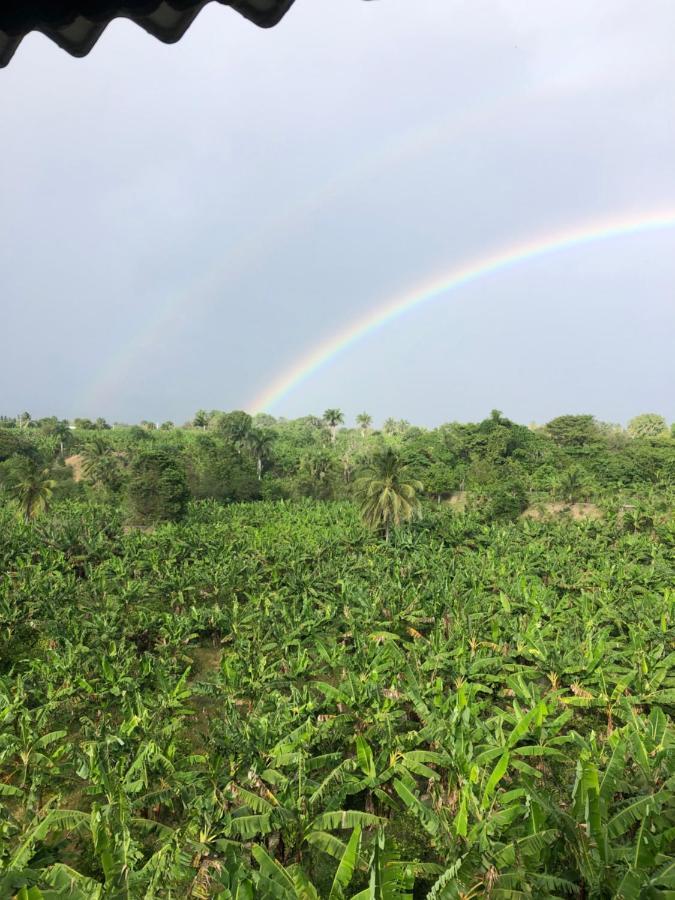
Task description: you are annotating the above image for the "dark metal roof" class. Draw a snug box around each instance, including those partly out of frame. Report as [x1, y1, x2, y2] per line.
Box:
[0, 0, 296, 68]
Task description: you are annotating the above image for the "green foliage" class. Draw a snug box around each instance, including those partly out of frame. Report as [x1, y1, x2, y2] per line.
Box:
[73, 417, 97, 430]
[356, 413, 373, 437]
[485, 476, 528, 520]
[297, 447, 339, 500]
[627, 413, 668, 438]
[0, 430, 35, 463]
[247, 427, 275, 480]
[126, 425, 152, 443]
[2, 408, 673, 525]
[192, 409, 210, 429]
[324, 409, 345, 443]
[126, 449, 190, 523]
[0, 411, 674, 895]
[186, 435, 260, 503]
[555, 464, 590, 504]
[81, 437, 124, 493]
[355, 448, 422, 540]
[546, 414, 601, 447]
[2, 457, 56, 521]
[212, 410, 253, 447]
[0, 492, 673, 896]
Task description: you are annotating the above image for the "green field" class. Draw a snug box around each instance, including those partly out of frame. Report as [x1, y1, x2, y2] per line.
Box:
[1, 412, 674, 898]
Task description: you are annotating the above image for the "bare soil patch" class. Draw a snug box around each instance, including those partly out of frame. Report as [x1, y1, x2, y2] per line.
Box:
[444, 491, 468, 510]
[64, 454, 84, 482]
[122, 524, 157, 534]
[522, 502, 602, 521]
[188, 646, 222, 677]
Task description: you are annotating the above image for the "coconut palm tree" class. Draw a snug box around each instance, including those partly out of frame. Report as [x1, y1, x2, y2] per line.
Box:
[323, 408, 344, 444]
[81, 438, 122, 492]
[8, 459, 56, 521]
[355, 448, 422, 541]
[356, 412, 372, 438]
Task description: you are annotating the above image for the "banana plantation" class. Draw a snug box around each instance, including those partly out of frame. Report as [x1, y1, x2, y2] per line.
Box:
[1, 489, 673, 898]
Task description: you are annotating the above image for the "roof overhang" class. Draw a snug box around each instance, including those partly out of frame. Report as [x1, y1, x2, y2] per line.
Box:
[0, 0, 297, 68]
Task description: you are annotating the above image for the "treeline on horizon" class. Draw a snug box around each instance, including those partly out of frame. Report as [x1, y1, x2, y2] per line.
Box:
[1, 408, 673, 525]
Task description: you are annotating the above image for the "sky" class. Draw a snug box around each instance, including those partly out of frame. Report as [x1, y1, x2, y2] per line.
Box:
[1, 0, 674, 428]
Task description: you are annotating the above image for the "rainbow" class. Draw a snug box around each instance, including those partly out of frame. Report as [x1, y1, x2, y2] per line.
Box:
[77, 104, 492, 413]
[78, 95, 526, 413]
[250, 209, 675, 413]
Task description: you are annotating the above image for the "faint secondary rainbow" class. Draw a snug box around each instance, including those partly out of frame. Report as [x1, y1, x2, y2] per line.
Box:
[250, 209, 675, 413]
[77, 100, 504, 413]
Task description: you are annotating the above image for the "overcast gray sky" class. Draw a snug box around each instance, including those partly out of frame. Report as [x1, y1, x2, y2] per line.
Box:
[2, 0, 674, 427]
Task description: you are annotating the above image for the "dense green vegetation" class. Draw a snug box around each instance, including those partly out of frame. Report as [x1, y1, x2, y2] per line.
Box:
[0, 409, 673, 898]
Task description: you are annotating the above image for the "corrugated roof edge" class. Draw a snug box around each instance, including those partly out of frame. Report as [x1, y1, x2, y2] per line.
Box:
[0, 0, 296, 68]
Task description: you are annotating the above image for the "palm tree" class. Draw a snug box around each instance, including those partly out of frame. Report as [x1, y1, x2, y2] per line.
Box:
[54, 420, 72, 456]
[300, 448, 336, 498]
[555, 466, 587, 504]
[355, 448, 422, 541]
[8, 459, 56, 521]
[356, 412, 372, 438]
[193, 409, 210, 430]
[81, 438, 122, 491]
[323, 408, 344, 444]
[247, 428, 274, 480]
